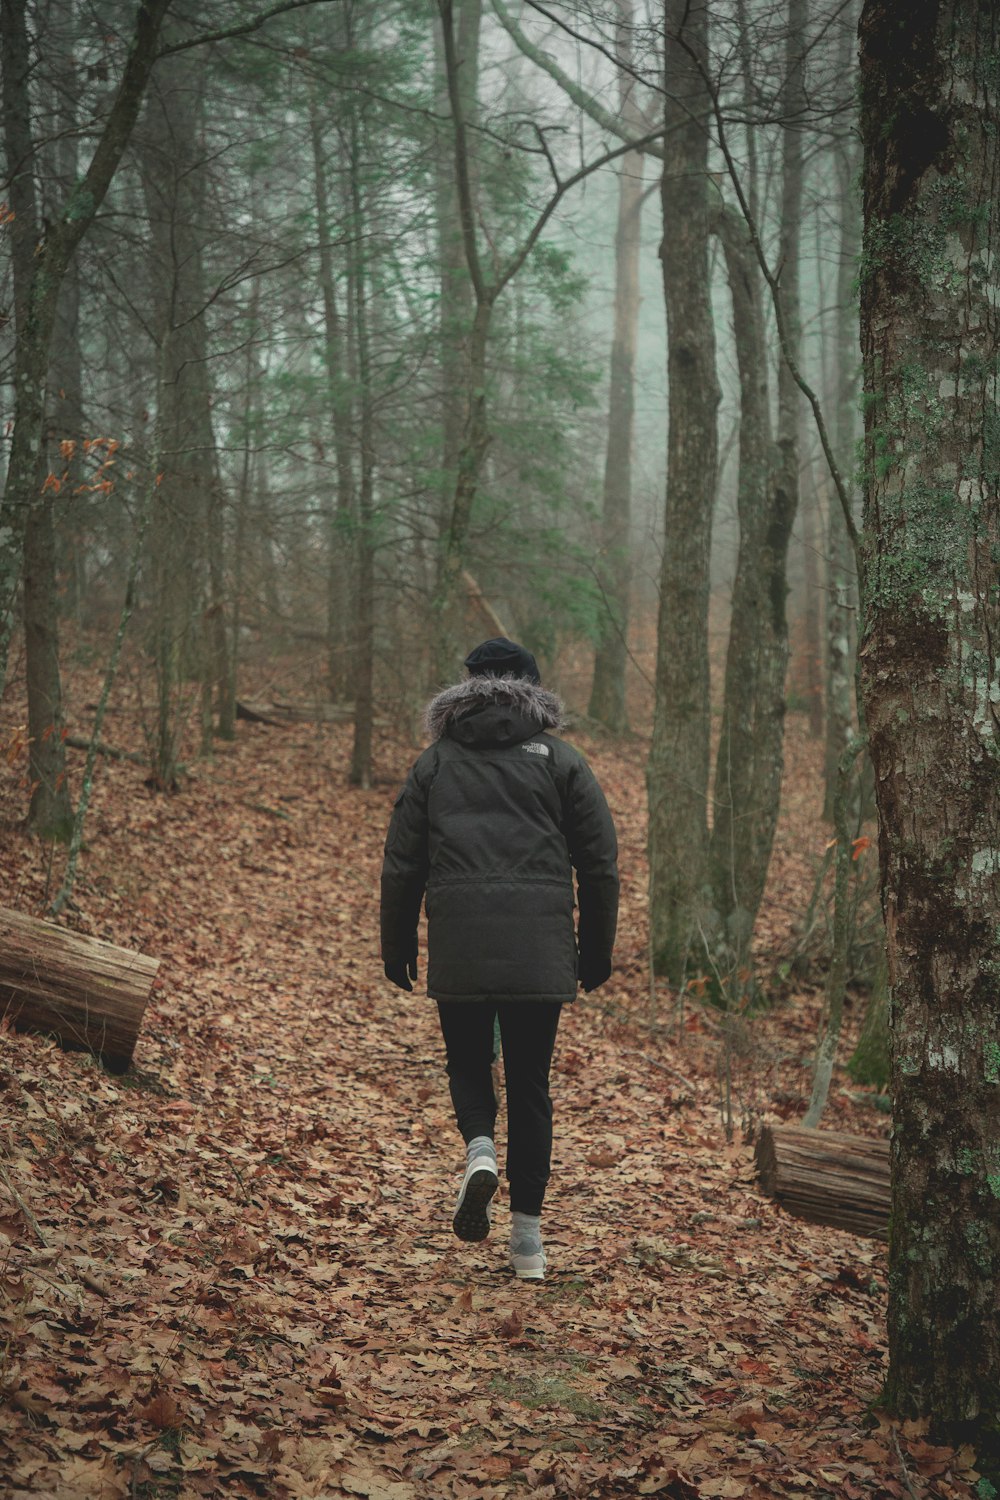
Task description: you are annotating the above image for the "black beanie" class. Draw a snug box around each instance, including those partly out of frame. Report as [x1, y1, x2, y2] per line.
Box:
[464, 637, 541, 684]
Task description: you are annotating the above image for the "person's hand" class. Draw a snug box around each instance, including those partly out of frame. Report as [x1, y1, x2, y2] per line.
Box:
[578, 956, 611, 993]
[384, 957, 418, 992]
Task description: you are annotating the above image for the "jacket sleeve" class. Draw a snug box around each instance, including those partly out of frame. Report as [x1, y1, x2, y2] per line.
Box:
[380, 754, 432, 965]
[564, 757, 619, 969]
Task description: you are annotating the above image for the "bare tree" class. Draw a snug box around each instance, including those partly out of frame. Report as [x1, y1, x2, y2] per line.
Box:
[647, 0, 720, 984]
[588, 0, 646, 734]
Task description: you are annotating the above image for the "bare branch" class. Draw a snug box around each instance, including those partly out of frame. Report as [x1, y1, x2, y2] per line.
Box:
[670, 28, 858, 552]
[157, 0, 339, 58]
[494, 124, 666, 298]
[491, 0, 664, 155]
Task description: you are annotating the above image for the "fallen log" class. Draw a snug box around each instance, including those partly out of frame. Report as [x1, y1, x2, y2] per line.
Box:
[0, 906, 159, 1074]
[65, 733, 146, 766]
[236, 700, 292, 727]
[755, 1123, 889, 1240]
[236, 699, 388, 727]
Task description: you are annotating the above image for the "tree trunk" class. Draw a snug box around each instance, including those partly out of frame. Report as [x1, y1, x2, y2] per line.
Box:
[804, 734, 867, 1126]
[647, 0, 720, 985]
[46, 54, 87, 625]
[724, 0, 806, 949]
[23, 492, 73, 837]
[588, 1, 645, 734]
[859, 0, 1000, 1461]
[309, 87, 357, 702]
[348, 112, 376, 790]
[801, 469, 825, 739]
[434, 0, 480, 535]
[141, 58, 216, 783]
[434, 0, 491, 684]
[823, 44, 862, 822]
[848, 945, 890, 1090]
[207, 459, 233, 740]
[706, 202, 772, 977]
[435, 298, 492, 682]
[1, 0, 72, 838]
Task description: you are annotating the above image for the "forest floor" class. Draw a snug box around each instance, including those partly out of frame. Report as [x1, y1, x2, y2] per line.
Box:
[0, 653, 982, 1500]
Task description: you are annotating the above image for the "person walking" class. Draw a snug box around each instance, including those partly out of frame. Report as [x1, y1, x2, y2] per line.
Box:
[380, 637, 619, 1279]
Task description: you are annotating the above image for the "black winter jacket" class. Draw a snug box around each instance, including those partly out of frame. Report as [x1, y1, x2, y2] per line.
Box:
[380, 676, 619, 1002]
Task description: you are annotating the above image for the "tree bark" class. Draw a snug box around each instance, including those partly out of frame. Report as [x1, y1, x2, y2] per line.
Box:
[706, 202, 772, 975]
[348, 109, 376, 790]
[801, 469, 825, 740]
[46, 52, 87, 625]
[141, 56, 220, 781]
[859, 0, 1000, 1459]
[647, 0, 720, 985]
[434, 0, 480, 536]
[434, 0, 490, 683]
[727, 0, 806, 951]
[756, 1124, 889, 1240]
[1, 0, 73, 838]
[309, 85, 357, 702]
[23, 491, 72, 837]
[804, 734, 867, 1126]
[0, 906, 159, 1074]
[824, 38, 862, 822]
[588, 1, 645, 735]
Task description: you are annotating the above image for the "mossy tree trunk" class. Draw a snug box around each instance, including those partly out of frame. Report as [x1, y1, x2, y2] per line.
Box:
[859, 0, 1000, 1463]
[647, 0, 720, 985]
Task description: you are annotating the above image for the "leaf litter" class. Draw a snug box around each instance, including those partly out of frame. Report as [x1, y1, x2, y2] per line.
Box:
[0, 670, 979, 1499]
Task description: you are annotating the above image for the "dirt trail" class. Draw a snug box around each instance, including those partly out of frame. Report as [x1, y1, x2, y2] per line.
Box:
[0, 714, 972, 1498]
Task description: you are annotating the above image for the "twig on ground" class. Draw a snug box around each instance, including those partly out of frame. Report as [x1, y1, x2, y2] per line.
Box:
[889, 1424, 921, 1500]
[0, 1163, 49, 1247]
[619, 1048, 698, 1096]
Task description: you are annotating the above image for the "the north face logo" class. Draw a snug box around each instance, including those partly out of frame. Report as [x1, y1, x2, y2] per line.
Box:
[521, 741, 550, 757]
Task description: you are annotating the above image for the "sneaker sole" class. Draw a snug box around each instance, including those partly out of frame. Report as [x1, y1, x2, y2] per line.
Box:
[511, 1264, 545, 1281]
[510, 1255, 546, 1281]
[453, 1168, 498, 1242]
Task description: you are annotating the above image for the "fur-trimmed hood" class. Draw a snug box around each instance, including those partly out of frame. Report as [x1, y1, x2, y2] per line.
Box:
[425, 674, 565, 746]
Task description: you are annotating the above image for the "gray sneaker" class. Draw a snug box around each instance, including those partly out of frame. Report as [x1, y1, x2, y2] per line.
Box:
[453, 1154, 499, 1242]
[509, 1237, 546, 1280]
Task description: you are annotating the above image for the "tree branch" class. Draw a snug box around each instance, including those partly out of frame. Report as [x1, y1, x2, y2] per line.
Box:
[157, 0, 339, 58]
[672, 27, 859, 554]
[495, 124, 666, 298]
[490, 0, 664, 156]
[49, 0, 172, 269]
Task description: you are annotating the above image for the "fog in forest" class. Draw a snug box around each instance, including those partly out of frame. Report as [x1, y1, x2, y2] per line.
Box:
[3, 1, 1000, 1489]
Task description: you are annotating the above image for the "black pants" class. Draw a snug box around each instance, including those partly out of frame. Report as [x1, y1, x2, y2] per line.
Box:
[436, 1001, 562, 1217]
